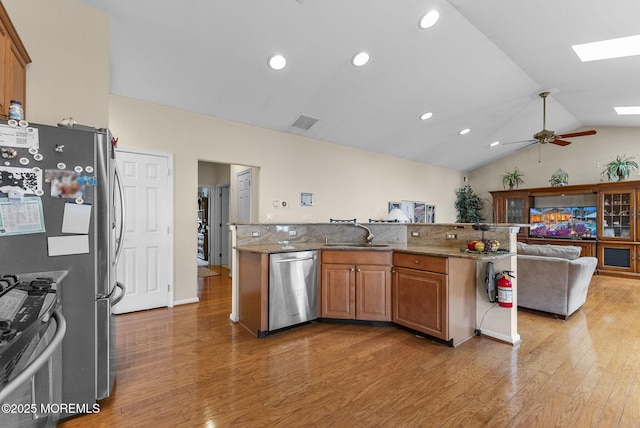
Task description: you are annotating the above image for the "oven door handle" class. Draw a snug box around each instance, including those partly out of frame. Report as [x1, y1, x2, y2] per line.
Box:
[0, 309, 67, 403]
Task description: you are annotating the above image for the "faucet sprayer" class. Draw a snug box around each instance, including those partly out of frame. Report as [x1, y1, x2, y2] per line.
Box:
[354, 223, 375, 244]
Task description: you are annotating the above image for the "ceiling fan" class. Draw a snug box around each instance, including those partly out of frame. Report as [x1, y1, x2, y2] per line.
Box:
[507, 91, 597, 148]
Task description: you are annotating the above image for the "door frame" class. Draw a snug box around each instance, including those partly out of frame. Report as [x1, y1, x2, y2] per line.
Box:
[116, 146, 175, 308]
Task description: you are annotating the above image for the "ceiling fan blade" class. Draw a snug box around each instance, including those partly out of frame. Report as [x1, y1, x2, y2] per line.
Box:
[515, 142, 538, 151]
[551, 139, 571, 146]
[557, 130, 597, 139]
[503, 138, 537, 145]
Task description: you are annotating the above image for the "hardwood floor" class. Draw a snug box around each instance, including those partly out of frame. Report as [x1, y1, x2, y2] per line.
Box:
[58, 270, 640, 427]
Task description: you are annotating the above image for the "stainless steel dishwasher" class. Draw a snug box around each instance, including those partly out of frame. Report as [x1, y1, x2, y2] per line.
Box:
[269, 250, 318, 332]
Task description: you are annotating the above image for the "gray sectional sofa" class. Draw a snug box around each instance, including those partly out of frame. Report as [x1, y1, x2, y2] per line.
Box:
[516, 242, 598, 319]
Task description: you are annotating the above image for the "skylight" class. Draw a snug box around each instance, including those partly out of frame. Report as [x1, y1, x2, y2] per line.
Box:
[615, 106, 640, 115]
[572, 34, 640, 62]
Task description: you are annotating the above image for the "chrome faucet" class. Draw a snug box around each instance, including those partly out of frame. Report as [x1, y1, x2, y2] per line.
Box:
[354, 223, 375, 244]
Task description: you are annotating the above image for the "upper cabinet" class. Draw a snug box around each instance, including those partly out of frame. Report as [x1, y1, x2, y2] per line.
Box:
[0, 3, 30, 120]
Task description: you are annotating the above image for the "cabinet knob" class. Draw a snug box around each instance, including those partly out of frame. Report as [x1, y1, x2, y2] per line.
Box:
[351, 268, 355, 272]
[357, 268, 361, 272]
[414, 259, 420, 264]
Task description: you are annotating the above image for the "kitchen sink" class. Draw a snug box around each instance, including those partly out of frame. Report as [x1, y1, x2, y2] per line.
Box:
[324, 243, 390, 247]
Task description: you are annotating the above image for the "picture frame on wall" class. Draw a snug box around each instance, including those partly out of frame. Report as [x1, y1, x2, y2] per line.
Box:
[413, 202, 426, 223]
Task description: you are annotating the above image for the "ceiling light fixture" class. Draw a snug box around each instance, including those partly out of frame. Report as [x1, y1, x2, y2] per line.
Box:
[420, 112, 433, 120]
[268, 54, 287, 71]
[572, 34, 640, 62]
[419, 10, 440, 29]
[351, 51, 370, 67]
[490, 141, 500, 147]
[459, 128, 471, 135]
[615, 106, 640, 115]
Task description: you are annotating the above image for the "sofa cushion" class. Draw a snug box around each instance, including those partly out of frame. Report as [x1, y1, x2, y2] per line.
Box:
[517, 242, 581, 260]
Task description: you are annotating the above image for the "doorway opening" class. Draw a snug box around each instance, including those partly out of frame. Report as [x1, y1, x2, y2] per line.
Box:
[197, 161, 259, 293]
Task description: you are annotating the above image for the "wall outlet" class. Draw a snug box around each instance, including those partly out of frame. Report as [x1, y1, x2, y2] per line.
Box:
[251, 231, 260, 237]
[411, 231, 420, 237]
[446, 233, 457, 239]
[273, 200, 280, 207]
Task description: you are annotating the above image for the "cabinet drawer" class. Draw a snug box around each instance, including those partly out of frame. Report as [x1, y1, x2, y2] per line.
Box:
[393, 253, 447, 274]
[322, 250, 391, 265]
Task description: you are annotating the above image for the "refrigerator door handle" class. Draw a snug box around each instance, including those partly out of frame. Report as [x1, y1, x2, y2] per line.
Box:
[114, 161, 126, 267]
[111, 282, 126, 307]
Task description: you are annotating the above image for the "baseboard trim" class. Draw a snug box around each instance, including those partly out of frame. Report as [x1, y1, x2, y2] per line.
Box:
[174, 297, 199, 306]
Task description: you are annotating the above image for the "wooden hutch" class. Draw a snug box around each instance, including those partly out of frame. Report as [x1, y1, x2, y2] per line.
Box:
[491, 179, 640, 278]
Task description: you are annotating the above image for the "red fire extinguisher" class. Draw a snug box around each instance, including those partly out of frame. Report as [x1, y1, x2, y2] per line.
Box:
[496, 271, 514, 308]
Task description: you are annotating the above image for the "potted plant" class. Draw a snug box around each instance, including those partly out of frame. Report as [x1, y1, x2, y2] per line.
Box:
[454, 185, 484, 223]
[601, 155, 639, 182]
[502, 168, 525, 190]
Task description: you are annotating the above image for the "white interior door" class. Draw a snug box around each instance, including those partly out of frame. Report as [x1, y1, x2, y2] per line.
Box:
[236, 169, 251, 223]
[114, 149, 171, 314]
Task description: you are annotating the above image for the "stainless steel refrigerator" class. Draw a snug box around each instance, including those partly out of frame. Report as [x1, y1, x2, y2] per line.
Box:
[0, 120, 125, 418]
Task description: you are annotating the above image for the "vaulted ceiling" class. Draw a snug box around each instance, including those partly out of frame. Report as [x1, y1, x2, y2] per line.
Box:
[79, 0, 640, 171]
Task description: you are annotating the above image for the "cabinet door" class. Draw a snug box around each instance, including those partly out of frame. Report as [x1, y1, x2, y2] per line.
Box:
[600, 189, 635, 240]
[598, 243, 636, 273]
[392, 267, 447, 340]
[0, 19, 7, 116]
[355, 265, 391, 321]
[321, 263, 355, 319]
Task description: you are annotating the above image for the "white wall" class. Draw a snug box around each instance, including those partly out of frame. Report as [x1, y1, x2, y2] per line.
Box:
[108, 95, 465, 301]
[4, 0, 109, 127]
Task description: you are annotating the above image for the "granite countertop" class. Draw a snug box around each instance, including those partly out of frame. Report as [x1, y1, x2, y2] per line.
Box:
[234, 243, 514, 260]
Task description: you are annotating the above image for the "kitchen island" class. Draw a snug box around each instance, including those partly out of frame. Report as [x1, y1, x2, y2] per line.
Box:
[231, 222, 520, 346]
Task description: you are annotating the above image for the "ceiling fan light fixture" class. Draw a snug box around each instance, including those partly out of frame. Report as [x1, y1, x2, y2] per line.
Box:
[420, 111, 433, 120]
[419, 10, 440, 29]
[351, 51, 370, 67]
[268, 54, 287, 71]
[615, 106, 640, 115]
[459, 128, 471, 135]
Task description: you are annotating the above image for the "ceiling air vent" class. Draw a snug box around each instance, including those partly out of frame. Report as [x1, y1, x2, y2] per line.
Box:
[290, 114, 319, 131]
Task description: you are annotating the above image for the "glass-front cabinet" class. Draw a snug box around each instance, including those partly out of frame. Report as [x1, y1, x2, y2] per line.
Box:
[492, 191, 530, 237]
[599, 189, 636, 240]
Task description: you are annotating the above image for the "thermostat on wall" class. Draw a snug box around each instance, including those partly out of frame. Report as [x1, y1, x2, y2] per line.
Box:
[300, 192, 313, 207]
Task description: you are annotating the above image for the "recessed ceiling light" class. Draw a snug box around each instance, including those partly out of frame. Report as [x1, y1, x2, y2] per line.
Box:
[615, 106, 640, 115]
[351, 51, 370, 67]
[572, 34, 640, 62]
[268, 54, 287, 70]
[419, 10, 440, 29]
[459, 128, 471, 135]
[490, 141, 500, 147]
[420, 112, 433, 120]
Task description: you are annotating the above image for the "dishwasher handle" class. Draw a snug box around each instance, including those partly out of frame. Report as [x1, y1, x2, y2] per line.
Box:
[272, 256, 315, 263]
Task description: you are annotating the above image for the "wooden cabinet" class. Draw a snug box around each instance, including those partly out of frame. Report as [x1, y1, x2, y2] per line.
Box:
[321, 251, 392, 322]
[0, 3, 30, 120]
[597, 183, 640, 277]
[392, 252, 475, 347]
[491, 190, 531, 237]
[599, 188, 636, 240]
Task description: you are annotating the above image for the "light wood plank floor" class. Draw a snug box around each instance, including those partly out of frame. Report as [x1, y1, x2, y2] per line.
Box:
[59, 269, 640, 427]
